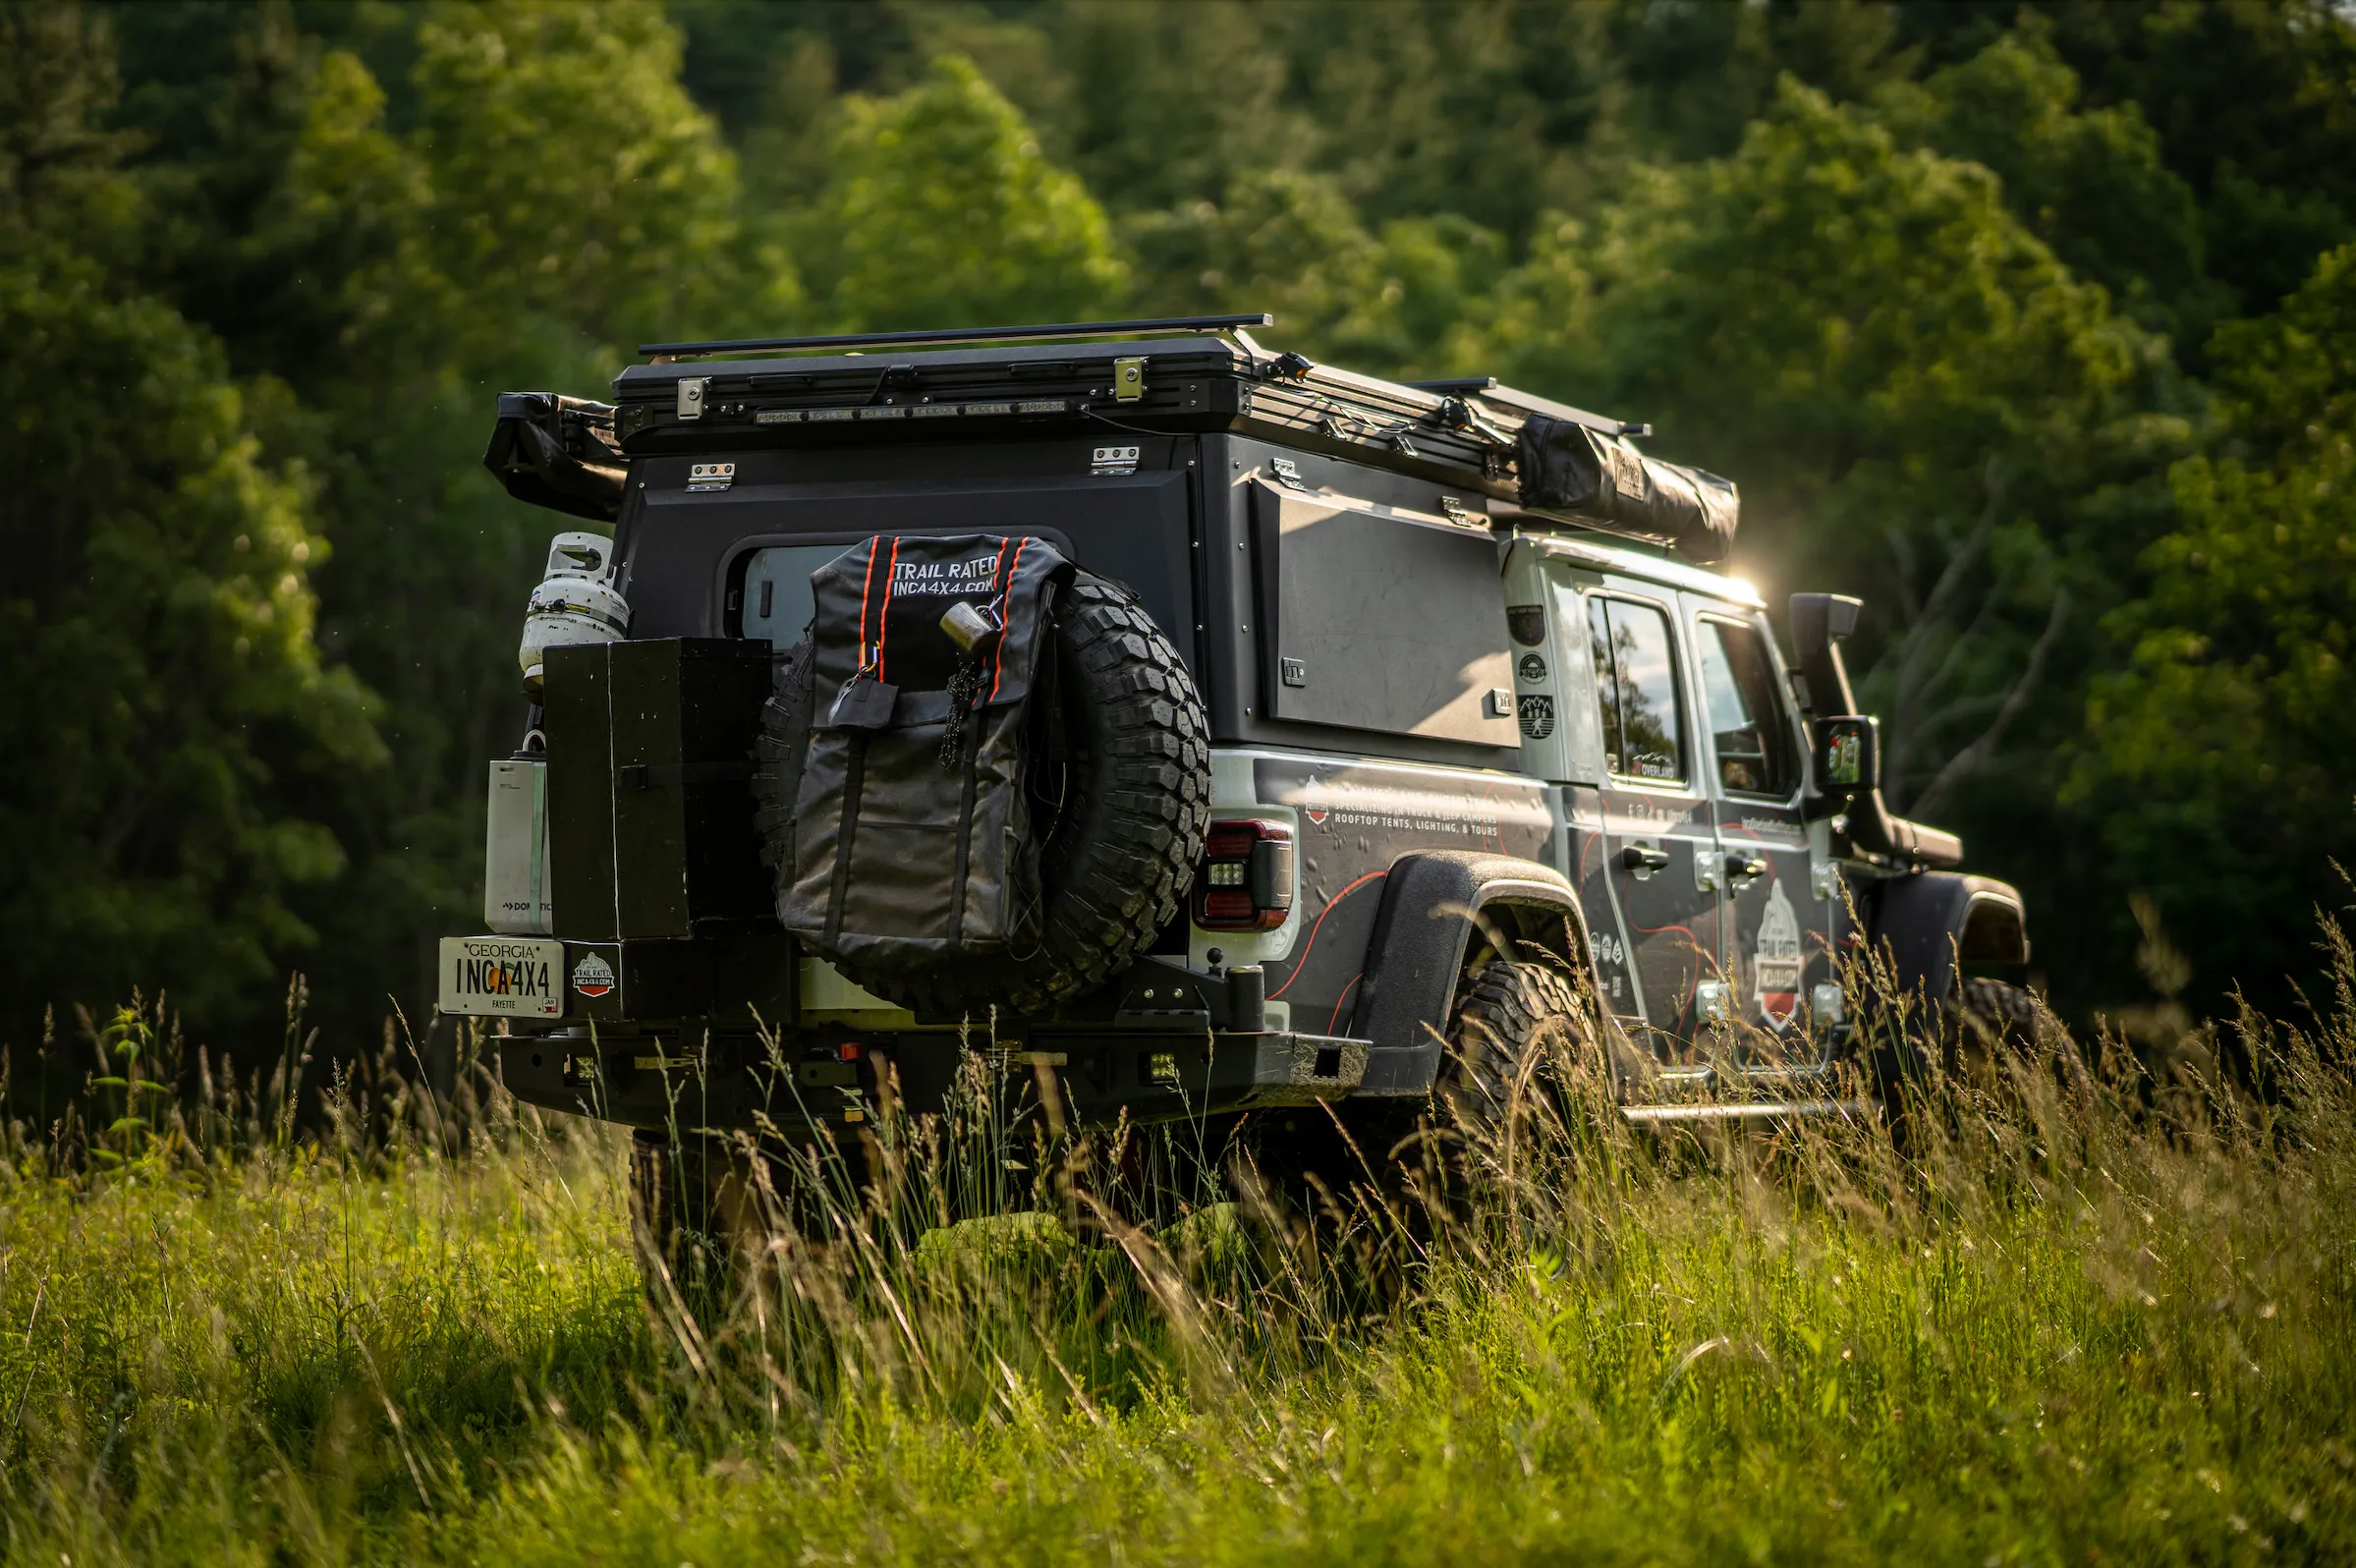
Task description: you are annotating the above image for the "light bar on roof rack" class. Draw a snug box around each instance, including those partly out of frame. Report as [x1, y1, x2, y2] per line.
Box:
[640, 313, 1276, 360]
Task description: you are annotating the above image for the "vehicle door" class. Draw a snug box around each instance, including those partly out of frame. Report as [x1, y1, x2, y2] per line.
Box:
[1685, 598, 1837, 1067]
[1580, 582, 1722, 1064]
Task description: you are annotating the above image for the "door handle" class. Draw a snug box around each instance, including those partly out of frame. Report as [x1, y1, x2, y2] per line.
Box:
[1621, 844, 1671, 874]
[1725, 853, 1768, 883]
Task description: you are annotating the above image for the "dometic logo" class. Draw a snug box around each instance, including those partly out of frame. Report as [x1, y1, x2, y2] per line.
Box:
[1754, 878, 1803, 1028]
[572, 952, 618, 999]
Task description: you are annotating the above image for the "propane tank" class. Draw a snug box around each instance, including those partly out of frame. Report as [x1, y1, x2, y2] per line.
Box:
[519, 532, 629, 696]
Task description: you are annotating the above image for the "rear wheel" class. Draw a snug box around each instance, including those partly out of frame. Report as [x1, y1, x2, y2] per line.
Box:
[1245, 956, 1610, 1240]
[628, 1128, 876, 1314]
[1431, 959, 1614, 1208]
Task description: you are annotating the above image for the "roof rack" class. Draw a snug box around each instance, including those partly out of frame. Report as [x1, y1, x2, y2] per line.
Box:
[640, 313, 1276, 361]
[1405, 377, 1651, 440]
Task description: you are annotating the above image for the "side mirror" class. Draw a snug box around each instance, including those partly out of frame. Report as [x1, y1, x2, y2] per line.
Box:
[1814, 715, 1879, 795]
[1788, 592, 1865, 715]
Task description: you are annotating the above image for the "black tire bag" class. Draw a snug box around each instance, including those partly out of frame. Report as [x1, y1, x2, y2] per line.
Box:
[755, 560, 1210, 1017]
[774, 533, 1070, 975]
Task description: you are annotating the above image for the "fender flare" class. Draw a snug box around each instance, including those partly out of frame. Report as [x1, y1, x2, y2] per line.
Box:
[1345, 851, 1597, 1096]
[1868, 870, 2030, 1005]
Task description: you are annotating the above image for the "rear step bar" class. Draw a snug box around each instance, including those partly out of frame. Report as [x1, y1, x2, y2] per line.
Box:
[1620, 1100, 1879, 1125]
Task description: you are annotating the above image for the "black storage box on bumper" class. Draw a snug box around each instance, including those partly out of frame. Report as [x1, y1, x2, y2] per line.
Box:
[545, 637, 775, 941]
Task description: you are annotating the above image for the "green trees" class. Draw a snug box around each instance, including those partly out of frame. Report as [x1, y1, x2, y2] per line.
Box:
[0, 4, 379, 1032]
[2075, 246, 2356, 1006]
[0, 0, 2350, 1040]
[1467, 81, 2176, 835]
[0, 254, 382, 1025]
[411, 0, 756, 352]
[804, 55, 1123, 331]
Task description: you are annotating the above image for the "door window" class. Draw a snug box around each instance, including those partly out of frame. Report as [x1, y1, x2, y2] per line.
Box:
[1587, 597, 1686, 784]
[1696, 618, 1798, 799]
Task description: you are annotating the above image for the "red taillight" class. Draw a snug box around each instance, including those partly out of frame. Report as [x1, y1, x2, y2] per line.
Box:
[1192, 817, 1296, 932]
[1200, 889, 1257, 923]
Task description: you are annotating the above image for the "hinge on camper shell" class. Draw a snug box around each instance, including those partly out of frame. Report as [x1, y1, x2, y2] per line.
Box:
[1434, 395, 1515, 448]
[1439, 496, 1473, 525]
[1268, 458, 1312, 492]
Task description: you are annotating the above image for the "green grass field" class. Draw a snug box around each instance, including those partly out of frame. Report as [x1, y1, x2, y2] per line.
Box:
[2, 950, 2352, 1566]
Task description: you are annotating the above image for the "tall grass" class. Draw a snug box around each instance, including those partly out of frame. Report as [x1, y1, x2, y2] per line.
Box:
[1, 932, 2352, 1565]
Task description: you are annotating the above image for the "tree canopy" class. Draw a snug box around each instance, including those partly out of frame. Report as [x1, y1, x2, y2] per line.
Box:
[4, 0, 2352, 1051]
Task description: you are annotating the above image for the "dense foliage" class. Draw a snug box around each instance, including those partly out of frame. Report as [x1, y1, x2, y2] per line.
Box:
[1, 0, 2352, 1057]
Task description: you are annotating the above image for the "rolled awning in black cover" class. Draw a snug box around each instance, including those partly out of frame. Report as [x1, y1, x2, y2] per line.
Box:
[1515, 414, 1738, 565]
[483, 392, 627, 522]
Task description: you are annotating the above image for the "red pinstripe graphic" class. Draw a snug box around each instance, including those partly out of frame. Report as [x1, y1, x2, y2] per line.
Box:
[986, 535, 1024, 701]
[1267, 869, 1387, 1001]
[855, 538, 879, 669]
[874, 537, 904, 681]
[1326, 973, 1364, 1035]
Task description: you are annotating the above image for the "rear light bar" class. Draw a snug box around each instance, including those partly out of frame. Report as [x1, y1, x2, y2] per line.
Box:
[1192, 817, 1296, 932]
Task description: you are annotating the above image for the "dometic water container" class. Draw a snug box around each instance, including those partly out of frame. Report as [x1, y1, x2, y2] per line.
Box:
[483, 755, 554, 934]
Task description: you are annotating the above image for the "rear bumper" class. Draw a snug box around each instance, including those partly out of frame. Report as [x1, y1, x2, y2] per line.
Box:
[494, 1026, 1373, 1134]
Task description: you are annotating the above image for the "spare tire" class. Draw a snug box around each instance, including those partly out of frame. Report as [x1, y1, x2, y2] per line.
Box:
[753, 571, 1210, 1017]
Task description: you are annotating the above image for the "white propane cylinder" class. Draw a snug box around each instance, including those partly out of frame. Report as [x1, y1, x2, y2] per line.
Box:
[483, 756, 554, 934]
[519, 531, 629, 695]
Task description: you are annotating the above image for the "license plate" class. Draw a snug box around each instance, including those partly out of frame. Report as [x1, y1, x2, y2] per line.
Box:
[438, 935, 564, 1018]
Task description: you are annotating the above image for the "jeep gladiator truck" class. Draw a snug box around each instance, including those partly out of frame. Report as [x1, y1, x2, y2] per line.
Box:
[445, 313, 2031, 1230]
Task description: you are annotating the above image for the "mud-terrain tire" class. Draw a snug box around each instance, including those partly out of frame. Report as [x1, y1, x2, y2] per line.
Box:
[1872, 976, 2082, 1137]
[629, 1130, 751, 1314]
[1439, 960, 1588, 1134]
[1951, 976, 2039, 1052]
[1950, 976, 2086, 1089]
[755, 572, 1210, 1017]
[1431, 958, 1612, 1203]
[1246, 958, 1604, 1234]
[629, 1129, 874, 1312]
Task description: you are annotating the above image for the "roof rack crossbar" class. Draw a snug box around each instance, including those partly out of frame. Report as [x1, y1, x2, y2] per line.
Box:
[640, 313, 1275, 360]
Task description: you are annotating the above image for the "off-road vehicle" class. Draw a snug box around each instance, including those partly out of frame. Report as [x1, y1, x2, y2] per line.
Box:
[445, 312, 2032, 1240]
